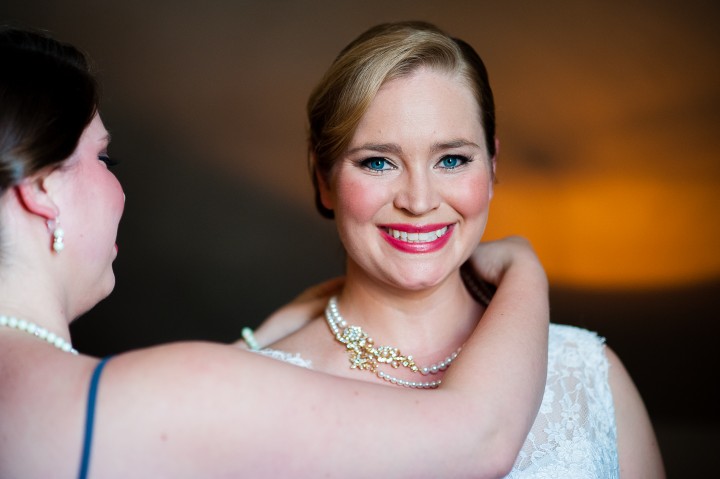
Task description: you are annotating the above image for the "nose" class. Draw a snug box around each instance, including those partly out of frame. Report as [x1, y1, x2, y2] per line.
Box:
[393, 169, 441, 216]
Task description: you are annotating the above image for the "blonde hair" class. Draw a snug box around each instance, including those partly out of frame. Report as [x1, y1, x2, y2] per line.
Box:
[307, 21, 496, 218]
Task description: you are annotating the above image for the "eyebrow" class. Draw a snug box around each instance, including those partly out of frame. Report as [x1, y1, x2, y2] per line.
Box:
[347, 143, 403, 156]
[347, 139, 481, 156]
[432, 139, 481, 152]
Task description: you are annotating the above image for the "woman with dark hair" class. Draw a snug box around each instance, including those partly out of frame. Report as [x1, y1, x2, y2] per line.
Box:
[264, 21, 664, 478]
[0, 26, 551, 478]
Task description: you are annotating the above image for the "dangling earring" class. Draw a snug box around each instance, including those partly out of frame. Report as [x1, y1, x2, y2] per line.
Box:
[48, 218, 65, 253]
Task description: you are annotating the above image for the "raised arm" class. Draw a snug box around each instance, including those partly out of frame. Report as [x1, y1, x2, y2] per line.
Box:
[445, 236, 550, 473]
[87, 237, 547, 479]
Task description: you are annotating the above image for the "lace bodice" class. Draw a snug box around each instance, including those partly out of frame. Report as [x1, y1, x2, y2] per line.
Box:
[254, 324, 618, 478]
[253, 348, 313, 369]
[504, 324, 618, 478]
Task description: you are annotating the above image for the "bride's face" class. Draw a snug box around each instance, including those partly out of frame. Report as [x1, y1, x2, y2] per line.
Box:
[320, 67, 495, 290]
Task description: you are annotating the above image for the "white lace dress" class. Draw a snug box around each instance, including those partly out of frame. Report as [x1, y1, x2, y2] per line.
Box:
[254, 324, 619, 478]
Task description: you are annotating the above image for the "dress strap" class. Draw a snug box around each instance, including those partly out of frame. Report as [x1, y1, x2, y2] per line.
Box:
[241, 327, 261, 350]
[78, 356, 112, 479]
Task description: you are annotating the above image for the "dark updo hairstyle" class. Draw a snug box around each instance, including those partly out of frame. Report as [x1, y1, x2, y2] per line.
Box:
[0, 26, 99, 196]
[307, 21, 496, 219]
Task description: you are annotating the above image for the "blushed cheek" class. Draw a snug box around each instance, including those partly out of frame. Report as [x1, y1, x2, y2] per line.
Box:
[335, 177, 387, 223]
[455, 175, 493, 219]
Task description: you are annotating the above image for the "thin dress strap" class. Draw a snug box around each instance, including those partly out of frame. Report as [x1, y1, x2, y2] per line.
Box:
[78, 356, 111, 479]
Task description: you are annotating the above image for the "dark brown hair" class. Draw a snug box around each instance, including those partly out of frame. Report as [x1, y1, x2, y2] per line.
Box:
[0, 27, 99, 195]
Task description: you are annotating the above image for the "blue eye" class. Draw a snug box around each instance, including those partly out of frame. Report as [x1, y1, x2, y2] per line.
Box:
[361, 157, 393, 171]
[99, 155, 119, 167]
[437, 155, 468, 169]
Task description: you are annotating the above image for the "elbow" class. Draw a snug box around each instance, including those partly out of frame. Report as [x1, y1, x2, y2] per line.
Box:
[456, 442, 517, 479]
[492, 452, 516, 478]
[444, 399, 526, 478]
[460, 455, 514, 479]
[459, 430, 518, 479]
[484, 443, 517, 478]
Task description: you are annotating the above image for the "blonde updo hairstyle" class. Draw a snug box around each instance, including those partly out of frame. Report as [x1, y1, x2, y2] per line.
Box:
[307, 21, 496, 218]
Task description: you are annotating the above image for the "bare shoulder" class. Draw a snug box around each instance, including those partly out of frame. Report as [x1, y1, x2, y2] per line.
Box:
[89, 341, 315, 476]
[0, 347, 98, 478]
[605, 346, 666, 479]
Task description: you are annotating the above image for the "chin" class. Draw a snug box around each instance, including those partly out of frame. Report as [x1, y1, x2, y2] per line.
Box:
[103, 275, 116, 298]
[385, 269, 451, 291]
[94, 274, 117, 303]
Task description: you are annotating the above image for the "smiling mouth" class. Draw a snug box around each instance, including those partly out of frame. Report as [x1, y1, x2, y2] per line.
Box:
[383, 226, 449, 243]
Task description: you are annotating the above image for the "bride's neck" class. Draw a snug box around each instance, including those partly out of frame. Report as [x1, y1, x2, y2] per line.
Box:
[337, 265, 483, 362]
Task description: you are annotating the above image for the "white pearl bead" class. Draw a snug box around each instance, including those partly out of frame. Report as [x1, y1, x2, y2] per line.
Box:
[325, 295, 457, 390]
[0, 316, 77, 354]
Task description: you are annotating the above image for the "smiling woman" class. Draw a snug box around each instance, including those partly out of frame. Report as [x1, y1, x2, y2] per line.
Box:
[264, 21, 665, 478]
[319, 67, 495, 290]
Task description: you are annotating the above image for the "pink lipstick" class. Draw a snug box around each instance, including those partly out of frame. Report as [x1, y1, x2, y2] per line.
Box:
[379, 223, 454, 253]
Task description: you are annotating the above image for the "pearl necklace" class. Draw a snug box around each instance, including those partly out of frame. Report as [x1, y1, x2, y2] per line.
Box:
[0, 315, 78, 354]
[324, 296, 461, 389]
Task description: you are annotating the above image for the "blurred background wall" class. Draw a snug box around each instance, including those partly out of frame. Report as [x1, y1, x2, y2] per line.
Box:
[2, 0, 718, 474]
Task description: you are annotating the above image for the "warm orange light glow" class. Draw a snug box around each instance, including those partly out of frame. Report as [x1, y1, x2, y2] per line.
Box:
[485, 175, 720, 288]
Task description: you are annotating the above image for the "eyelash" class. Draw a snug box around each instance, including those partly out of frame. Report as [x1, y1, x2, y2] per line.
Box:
[358, 154, 472, 172]
[435, 155, 471, 170]
[360, 157, 396, 172]
[99, 154, 119, 167]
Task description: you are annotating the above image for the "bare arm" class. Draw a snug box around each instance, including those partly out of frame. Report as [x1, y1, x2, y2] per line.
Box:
[447, 236, 550, 473]
[607, 347, 665, 478]
[97, 343, 507, 478]
[89, 237, 547, 478]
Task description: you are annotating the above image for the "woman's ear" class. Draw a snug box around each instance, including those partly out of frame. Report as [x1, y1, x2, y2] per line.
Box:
[489, 138, 499, 200]
[15, 174, 59, 220]
[316, 170, 334, 211]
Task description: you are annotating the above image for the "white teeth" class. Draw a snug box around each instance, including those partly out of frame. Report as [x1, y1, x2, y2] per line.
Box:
[417, 232, 435, 242]
[386, 226, 448, 243]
